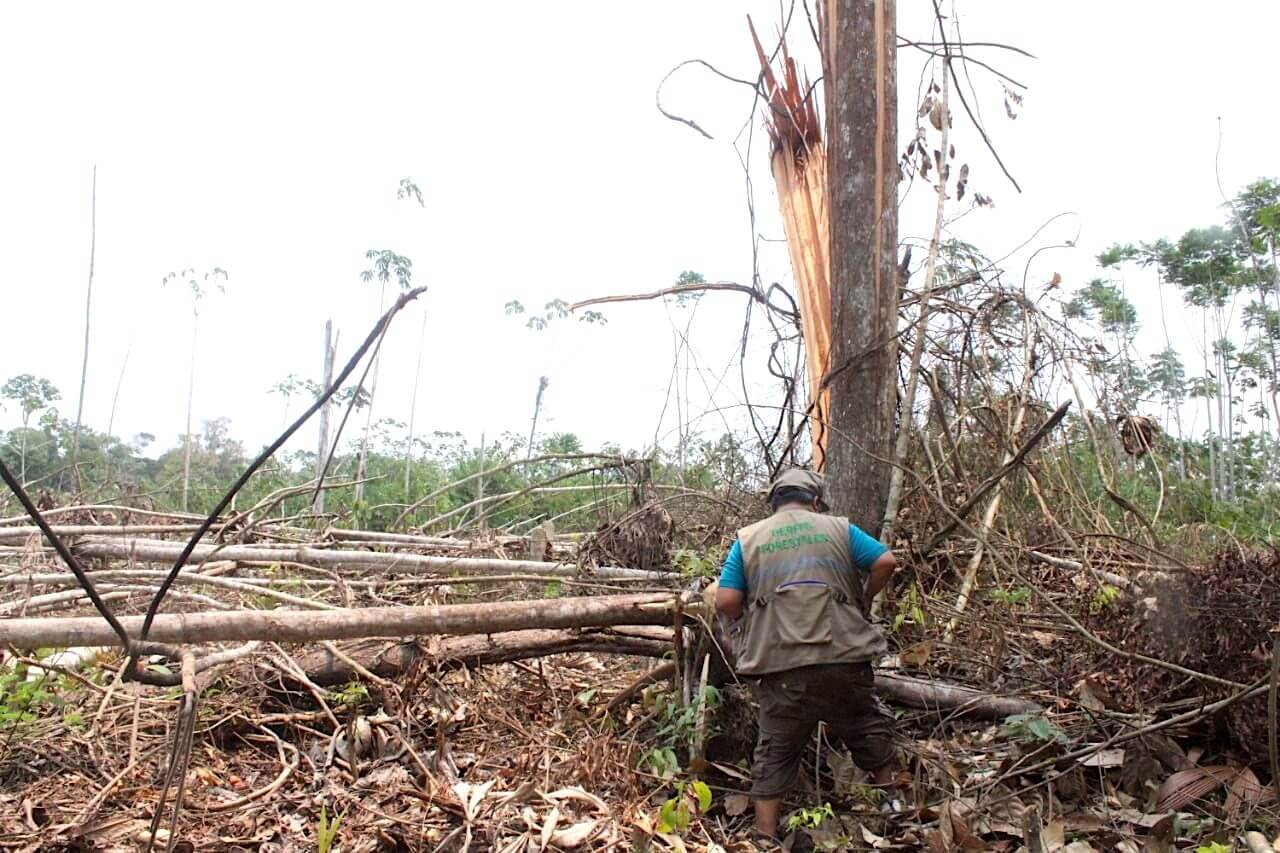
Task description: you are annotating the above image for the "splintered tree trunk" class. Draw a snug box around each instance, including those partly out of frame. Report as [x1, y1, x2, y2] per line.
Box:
[823, 0, 899, 532]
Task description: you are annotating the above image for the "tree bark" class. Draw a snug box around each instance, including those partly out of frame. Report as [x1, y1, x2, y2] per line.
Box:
[0, 592, 683, 648]
[823, 0, 899, 533]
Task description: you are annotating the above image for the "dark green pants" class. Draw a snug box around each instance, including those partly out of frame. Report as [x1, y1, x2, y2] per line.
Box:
[748, 662, 895, 798]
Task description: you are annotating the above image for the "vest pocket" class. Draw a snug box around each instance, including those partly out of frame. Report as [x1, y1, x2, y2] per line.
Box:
[772, 580, 833, 645]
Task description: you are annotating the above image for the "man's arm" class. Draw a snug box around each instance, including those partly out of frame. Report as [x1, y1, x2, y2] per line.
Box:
[715, 584, 745, 621]
[715, 539, 747, 621]
[863, 550, 897, 611]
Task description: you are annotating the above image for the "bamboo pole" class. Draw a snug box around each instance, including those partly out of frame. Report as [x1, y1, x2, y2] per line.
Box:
[0, 592, 683, 648]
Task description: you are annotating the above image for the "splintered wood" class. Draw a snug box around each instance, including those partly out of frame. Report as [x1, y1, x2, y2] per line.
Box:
[750, 17, 833, 469]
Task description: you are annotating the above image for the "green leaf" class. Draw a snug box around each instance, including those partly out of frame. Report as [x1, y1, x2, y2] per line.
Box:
[691, 780, 712, 813]
[657, 797, 680, 833]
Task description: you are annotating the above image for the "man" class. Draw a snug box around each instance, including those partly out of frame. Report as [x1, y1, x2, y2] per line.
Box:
[715, 468, 898, 840]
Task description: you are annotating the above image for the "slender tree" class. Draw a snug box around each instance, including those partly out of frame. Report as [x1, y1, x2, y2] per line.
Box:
[354, 249, 412, 502]
[163, 266, 228, 511]
[70, 165, 97, 487]
[397, 178, 427, 501]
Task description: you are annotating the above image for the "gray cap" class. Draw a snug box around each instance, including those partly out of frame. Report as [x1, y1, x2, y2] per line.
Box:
[767, 468, 828, 510]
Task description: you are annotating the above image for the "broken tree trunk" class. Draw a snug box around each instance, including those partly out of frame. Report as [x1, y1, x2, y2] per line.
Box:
[68, 538, 670, 580]
[0, 592, 683, 648]
[823, 0, 900, 533]
[750, 19, 832, 469]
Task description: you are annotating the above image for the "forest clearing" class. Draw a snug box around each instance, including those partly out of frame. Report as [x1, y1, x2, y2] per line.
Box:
[3, 2, 1280, 851]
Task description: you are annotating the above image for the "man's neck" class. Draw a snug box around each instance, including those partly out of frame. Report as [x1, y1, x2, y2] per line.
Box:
[775, 503, 813, 514]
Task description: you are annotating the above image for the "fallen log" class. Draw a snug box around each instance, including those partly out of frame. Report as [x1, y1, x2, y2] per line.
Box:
[0, 524, 205, 544]
[70, 537, 670, 581]
[703, 616, 1038, 719]
[294, 630, 1037, 719]
[0, 592, 682, 648]
[297, 627, 673, 686]
[874, 671, 1040, 719]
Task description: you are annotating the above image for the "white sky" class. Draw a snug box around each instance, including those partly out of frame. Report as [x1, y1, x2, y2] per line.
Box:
[1, 2, 1277, 459]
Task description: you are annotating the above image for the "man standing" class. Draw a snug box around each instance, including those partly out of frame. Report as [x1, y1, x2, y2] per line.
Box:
[715, 468, 898, 840]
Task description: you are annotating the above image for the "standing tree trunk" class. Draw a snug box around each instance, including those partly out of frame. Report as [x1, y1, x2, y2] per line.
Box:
[355, 282, 388, 503]
[404, 308, 428, 500]
[70, 165, 97, 490]
[823, 0, 899, 532]
[182, 307, 198, 513]
[527, 376, 549, 459]
[314, 320, 336, 516]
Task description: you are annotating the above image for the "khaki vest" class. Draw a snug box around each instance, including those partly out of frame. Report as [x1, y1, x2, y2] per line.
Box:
[729, 509, 886, 675]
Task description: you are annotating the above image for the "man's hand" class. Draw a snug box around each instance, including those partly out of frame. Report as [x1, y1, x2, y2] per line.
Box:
[702, 579, 719, 612]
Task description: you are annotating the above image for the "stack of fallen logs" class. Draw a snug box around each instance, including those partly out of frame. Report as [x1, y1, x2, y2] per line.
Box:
[0, 511, 1035, 721]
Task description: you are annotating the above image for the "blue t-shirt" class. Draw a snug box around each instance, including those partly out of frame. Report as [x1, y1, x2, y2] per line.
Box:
[718, 522, 887, 592]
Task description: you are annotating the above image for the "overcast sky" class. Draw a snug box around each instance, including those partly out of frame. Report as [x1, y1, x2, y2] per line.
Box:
[1, 2, 1276, 459]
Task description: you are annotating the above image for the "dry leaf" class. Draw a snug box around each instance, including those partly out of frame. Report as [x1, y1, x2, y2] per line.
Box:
[1031, 630, 1058, 647]
[656, 832, 689, 852]
[1243, 831, 1272, 853]
[1225, 766, 1264, 816]
[550, 819, 602, 850]
[723, 794, 749, 817]
[539, 806, 561, 851]
[1040, 820, 1065, 850]
[545, 786, 610, 814]
[861, 825, 891, 849]
[1080, 749, 1125, 768]
[1155, 765, 1241, 811]
[901, 640, 933, 667]
[452, 778, 496, 821]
